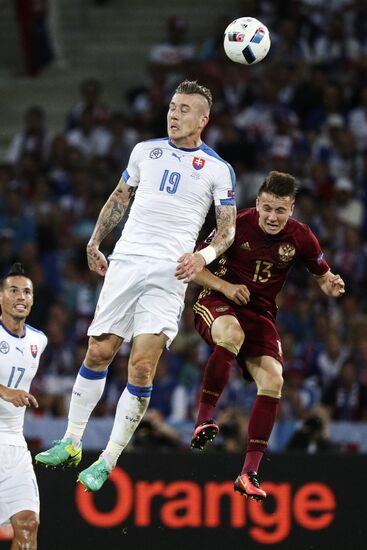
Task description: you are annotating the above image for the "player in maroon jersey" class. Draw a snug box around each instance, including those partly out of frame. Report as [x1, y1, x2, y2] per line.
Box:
[191, 171, 345, 501]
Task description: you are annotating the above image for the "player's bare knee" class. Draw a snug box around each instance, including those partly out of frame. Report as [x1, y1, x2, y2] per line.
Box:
[129, 356, 155, 385]
[213, 321, 244, 353]
[12, 513, 38, 548]
[274, 370, 284, 393]
[228, 324, 244, 350]
[86, 338, 115, 368]
[266, 365, 283, 393]
[255, 361, 283, 395]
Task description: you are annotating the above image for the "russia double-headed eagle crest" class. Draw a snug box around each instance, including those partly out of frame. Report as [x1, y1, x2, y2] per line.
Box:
[278, 243, 296, 262]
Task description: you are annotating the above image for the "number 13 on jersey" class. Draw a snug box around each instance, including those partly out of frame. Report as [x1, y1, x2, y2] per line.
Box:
[253, 260, 273, 282]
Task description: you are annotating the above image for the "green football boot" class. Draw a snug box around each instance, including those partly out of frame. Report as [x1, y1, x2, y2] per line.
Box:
[78, 458, 112, 492]
[35, 438, 82, 468]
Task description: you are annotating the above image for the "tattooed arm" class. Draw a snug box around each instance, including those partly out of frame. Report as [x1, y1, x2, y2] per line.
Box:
[210, 204, 236, 256]
[175, 204, 236, 282]
[87, 178, 136, 276]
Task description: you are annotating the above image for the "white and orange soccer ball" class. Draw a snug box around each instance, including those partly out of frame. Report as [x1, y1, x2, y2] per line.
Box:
[223, 17, 271, 65]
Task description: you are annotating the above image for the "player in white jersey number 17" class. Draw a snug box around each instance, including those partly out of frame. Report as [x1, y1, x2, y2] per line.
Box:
[0, 263, 48, 550]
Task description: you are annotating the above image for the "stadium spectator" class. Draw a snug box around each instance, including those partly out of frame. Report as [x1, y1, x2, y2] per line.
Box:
[312, 12, 361, 69]
[15, 0, 54, 76]
[37, 318, 75, 416]
[6, 106, 52, 166]
[286, 407, 340, 453]
[0, 189, 38, 257]
[133, 409, 181, 451]
[334, 178, 364, 228]
[148, 15, 196, 88]
[348, 85, 367, 152]
[66, 78, 111, 131]
[215, 406, 247, 453]
[107, 112, 139, 173]
[66, 107, 112, 160]
[322, 358, 367, 421]
[314, 333, 349, 390]
[352, 335, 367, 385]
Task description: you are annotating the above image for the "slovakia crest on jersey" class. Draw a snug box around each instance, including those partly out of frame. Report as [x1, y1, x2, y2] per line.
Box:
[30, 344, 38, 358]
[192, 157, 205, 170]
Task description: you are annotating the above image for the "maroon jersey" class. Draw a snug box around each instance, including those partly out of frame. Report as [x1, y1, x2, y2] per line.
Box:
[199, 208, 329, 321]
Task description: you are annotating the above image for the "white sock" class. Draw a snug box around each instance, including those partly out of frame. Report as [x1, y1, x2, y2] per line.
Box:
[64, 368, 107, 447]
[100, 441, 123, 470]
[101, 386, 151, 468]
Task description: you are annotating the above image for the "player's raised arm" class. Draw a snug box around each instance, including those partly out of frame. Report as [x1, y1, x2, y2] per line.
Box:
[176, 203, 236, 283]
[86, 178, 136, 276]
[314, 270, 345, 297]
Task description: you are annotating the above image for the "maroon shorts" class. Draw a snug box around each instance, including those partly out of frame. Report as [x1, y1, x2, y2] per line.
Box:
[193, 294, 283, 376]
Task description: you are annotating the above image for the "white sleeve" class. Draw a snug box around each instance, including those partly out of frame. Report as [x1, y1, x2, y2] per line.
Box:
[41, 334, 48, 354]
[121, 142, 143, 187]
[212, 162, 236, 206]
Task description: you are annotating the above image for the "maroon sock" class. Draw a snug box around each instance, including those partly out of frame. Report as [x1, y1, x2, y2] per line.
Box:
[196, 345, 236, 425]
[242, 395, 280, 474]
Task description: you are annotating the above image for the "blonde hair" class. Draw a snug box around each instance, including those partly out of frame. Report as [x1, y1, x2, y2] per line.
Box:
[175, 80, 213, 109]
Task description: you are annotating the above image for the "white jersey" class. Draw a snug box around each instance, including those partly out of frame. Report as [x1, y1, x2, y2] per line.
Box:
[111, 138, 236, 260]
[0, 322, 47, 447]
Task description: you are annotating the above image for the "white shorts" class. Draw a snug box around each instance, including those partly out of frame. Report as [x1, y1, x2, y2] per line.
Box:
[0, 445, 39, 526]
[88, 256, 186, 346]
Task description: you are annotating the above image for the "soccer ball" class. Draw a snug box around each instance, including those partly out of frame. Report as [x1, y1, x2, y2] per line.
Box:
[223, 17, 271, 65]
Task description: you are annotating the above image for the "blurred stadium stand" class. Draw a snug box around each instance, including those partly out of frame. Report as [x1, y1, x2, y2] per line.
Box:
[0, 0, 238, 159]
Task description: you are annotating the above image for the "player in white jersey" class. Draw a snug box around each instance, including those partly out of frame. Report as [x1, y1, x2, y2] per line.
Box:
[36, 80, 237, 492]
[0, 263, 47, 550]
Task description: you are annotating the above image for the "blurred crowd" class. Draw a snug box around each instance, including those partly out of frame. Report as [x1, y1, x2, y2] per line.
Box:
[3, 0, 367, 452]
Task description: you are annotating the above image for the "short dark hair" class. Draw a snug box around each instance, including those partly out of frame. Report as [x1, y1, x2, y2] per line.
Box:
[258, 171, 298, 200]
[0, 263, 28, 289]
[174, 80, 213, 109]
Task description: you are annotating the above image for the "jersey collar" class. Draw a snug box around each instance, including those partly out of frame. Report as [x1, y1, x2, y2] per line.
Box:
[0, 319, 26, 338]
[168, 139, 204, 152]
